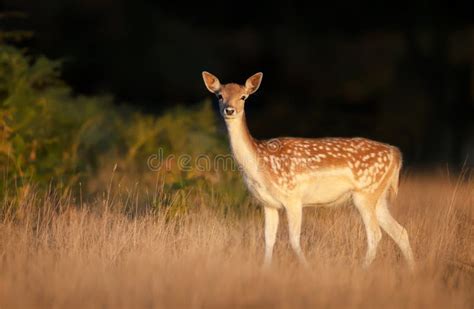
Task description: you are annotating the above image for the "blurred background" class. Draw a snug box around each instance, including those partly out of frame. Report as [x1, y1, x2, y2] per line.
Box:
[1, 1, 474, 196]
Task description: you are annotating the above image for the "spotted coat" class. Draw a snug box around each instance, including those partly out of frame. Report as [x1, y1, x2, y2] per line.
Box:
[254, 137, 399, 192]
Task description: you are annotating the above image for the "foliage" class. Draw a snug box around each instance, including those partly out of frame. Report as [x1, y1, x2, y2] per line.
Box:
[0, 45, 114, 189]
[0, 44, 245, 206]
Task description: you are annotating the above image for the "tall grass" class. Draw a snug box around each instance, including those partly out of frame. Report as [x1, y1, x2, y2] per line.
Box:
[0, 173, 472, 308]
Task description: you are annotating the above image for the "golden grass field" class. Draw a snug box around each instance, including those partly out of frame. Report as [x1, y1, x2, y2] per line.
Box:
[0, 172, 473, 308]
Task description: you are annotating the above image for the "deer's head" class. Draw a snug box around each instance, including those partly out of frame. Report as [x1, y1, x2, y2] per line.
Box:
[202, 72, 263, 120]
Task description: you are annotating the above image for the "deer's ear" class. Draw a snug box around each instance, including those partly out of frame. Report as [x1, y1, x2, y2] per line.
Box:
[202, 71, 221, 93]
[245, 72, 263, 94]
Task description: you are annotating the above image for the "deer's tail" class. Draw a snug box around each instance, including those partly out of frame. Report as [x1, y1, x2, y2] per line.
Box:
[388, 147, 402, 202]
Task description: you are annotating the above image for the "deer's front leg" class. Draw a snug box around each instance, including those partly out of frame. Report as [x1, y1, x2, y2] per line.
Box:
[285, 204, 309, 267]
[263, 206, 279, 268]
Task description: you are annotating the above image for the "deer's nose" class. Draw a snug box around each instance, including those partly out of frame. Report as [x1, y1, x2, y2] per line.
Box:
[224, 107, 235, 116]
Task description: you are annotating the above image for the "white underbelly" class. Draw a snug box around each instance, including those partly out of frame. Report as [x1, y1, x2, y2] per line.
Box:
[242, 168, 356, 209]
[298, 169, 355, 206]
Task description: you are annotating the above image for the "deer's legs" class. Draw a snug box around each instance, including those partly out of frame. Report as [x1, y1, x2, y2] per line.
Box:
[263, 206, 279, 268]
[353, 193, 382, 268]
[285, 204, 309, 267]
[376, 197, 415, 270]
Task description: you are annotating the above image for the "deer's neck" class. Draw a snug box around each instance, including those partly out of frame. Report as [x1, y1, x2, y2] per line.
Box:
[225, 113, 259, 175]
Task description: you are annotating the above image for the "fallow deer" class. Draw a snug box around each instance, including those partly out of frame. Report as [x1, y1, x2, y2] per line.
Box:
[202, 71, 415, 270]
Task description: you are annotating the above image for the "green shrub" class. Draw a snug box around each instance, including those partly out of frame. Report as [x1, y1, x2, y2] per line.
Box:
[0, 45, 247, 209]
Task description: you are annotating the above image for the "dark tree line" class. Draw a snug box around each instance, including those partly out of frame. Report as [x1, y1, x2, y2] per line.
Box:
[2, 1, 474, 166]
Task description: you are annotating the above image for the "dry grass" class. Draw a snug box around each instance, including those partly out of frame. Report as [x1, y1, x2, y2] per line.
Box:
[0, 174, 473, 308]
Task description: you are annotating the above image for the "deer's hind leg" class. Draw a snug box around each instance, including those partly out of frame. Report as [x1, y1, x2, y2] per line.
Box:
[376, 195, 415, 270]
[352, 191, 382, 268]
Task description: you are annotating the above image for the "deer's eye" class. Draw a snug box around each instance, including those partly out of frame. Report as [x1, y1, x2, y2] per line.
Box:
[241, 96, 246, 100]
[217, 94, 223, 101]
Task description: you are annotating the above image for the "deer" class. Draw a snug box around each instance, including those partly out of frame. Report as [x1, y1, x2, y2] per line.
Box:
[202, 71, 415, 270]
